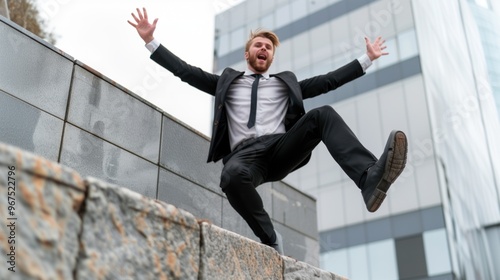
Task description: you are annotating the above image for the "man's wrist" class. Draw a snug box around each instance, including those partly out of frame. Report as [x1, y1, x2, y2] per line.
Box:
[145, 38, 161, 53]
[357, 53, 372, 72]
[144, 36, 155, 45]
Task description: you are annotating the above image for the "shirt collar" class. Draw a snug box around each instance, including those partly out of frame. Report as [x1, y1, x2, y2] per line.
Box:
[244, 69, 270, 79]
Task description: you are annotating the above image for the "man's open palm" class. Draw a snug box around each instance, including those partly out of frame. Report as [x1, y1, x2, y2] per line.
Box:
[365, 36, 388, 61]
[128, 7, 158, 44]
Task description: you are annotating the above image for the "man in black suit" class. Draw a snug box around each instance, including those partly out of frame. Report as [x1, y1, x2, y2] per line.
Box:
[129, 8, 408, 254]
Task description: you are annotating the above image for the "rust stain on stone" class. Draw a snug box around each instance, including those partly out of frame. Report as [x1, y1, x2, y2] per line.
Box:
[155, 200, 168, 217]
[109, 205, 125, 237]
[17, 248, 45, 279]
[190, 256, 199, 274]
[15, 150, 23, 169]
[30, 177, 59, 230]
[71, 171, 85, 190]
[134, 212, 150, 240]
[34, 157, 48, 178]
[176, 242, 186, 255]
[154, 253, 168, 280]
[19, 180, 36, 210]
[88, 251, 107, 279]
[166, 251, 181, 278]
[47, 160, 62, 179]
[54, 187, 63, 206]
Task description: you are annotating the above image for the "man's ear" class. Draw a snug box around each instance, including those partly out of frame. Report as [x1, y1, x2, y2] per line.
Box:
[244, 52, 249, 60]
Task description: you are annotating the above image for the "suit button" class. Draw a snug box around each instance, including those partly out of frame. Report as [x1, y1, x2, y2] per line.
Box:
[214, 121, 219, 126]
[218, 104, 223, 110]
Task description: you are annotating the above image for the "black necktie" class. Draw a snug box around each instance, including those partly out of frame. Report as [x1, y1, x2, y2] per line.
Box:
[247, 74, 262, 128]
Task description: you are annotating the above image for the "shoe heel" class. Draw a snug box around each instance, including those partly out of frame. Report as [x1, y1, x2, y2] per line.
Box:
[367, 188, 387, 212]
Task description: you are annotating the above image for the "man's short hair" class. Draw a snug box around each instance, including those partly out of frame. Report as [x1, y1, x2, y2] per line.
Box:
[245, 29, 280, 52]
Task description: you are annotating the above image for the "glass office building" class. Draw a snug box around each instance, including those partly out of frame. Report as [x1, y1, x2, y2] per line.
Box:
[214, 0, 500, 279]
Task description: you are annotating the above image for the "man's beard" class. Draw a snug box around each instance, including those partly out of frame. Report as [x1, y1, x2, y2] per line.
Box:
[248, 55, 272, 73]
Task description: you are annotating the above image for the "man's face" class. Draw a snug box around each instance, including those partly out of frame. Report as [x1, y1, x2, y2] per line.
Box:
[245, 37, 274, 74]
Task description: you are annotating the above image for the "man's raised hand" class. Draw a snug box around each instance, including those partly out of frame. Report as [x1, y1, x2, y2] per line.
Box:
[365, 36, 388, 61]
[128, 7, 158, 44]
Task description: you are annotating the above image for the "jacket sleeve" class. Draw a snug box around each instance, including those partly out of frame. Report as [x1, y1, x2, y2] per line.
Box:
[299, 59, 364, 99]
[150, 44, 219, 96]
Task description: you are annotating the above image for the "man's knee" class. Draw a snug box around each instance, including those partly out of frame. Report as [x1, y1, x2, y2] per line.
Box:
[310, 105, 340, 121]
[220, 162, 253, 192]
[316, 105, 335, 115]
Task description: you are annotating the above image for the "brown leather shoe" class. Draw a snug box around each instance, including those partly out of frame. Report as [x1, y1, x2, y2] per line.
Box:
[362, 130, 408, 212]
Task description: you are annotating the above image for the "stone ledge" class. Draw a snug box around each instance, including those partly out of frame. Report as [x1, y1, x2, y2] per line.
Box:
[283, 256, 348, 280]
[0, 143, 347, 279]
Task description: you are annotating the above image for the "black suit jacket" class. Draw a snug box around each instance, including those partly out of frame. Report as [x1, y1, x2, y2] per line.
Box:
[151, 45, 365, 164]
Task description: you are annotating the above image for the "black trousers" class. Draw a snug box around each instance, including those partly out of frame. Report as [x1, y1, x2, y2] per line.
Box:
[220, 106, 377, 244]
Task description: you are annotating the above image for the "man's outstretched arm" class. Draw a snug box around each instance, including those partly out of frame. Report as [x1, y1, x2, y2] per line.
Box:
[299, 36, 388, 98]
[128, 7, 158, 44]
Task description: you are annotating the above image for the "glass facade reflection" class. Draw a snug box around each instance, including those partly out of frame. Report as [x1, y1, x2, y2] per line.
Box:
[215, 0, 500, 279]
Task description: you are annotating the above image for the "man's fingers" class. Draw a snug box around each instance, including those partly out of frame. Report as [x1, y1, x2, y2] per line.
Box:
[152, 18, 159, 27]
[136, 8, 143, 20]
[131, 12, 140, 23]
[127, 20, 137, 28]
[143, 7, 148, 20]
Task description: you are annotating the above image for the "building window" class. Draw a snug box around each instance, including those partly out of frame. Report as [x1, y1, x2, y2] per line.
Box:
[367, 239, 399, 280]
[398, 28, 419, 61]
[395, 234, 427, 279]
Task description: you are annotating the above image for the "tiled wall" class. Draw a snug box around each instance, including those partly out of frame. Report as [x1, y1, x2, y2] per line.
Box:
[0, 16, 319, 264]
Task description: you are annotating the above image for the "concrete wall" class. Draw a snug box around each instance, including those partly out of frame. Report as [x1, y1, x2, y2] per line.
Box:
[0, 142, 347, 280]
[0, 15, 320, 263]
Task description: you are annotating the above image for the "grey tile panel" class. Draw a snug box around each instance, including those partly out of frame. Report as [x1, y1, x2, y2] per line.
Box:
[272, 181, 318, 239]
[392, 211, 423, 238]
[421, 206, 446, 231]
[0, 20, 73, 119]
[274, 222, 320, 267]
[320, 227, 347, 252]
[158, 168, 223, 226]
[366, 217, 392, 243]
[160, 116, 223, 195]
[258, 182, 274, 219]
[0, 90, 64, 161]
[346, 223, 367, 247]
[60, 124, 158, 198]
[68, 66, 162, 163]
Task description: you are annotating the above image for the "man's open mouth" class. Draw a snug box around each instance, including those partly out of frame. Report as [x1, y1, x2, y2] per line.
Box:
[257, 54, 267, 61]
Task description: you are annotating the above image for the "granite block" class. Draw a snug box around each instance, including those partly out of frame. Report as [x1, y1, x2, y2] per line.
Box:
[76, 177, 200, 280]
[0, 143, 85, 280]
[283, 256, 349, 280]
[199, 222, 283, 280]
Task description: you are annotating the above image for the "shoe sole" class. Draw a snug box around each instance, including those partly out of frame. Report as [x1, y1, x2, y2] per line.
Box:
[367, 131, 408, 212]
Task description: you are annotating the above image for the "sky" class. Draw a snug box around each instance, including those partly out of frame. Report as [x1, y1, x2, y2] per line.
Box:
[38, 0, 244, 136]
